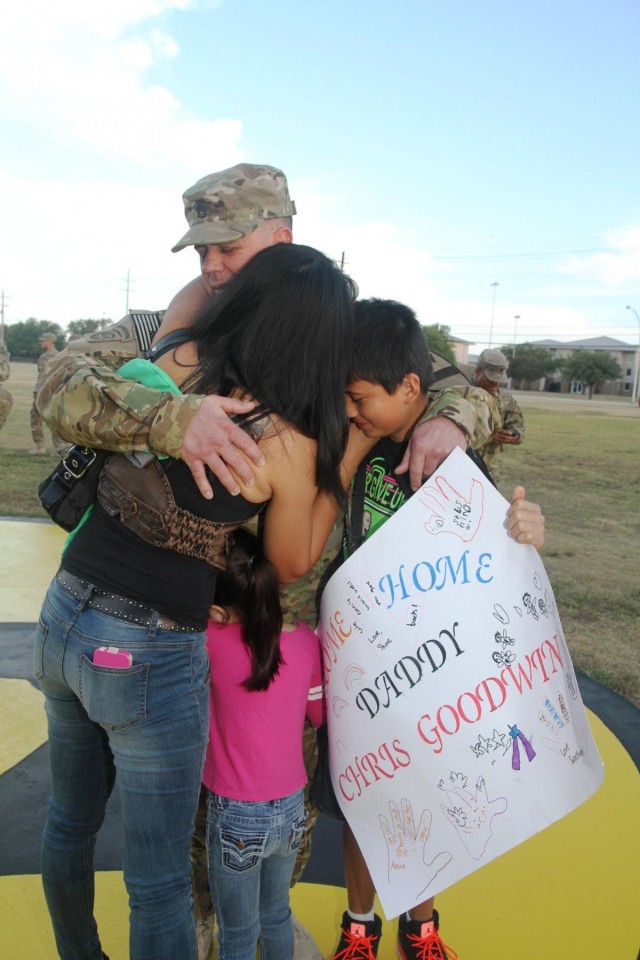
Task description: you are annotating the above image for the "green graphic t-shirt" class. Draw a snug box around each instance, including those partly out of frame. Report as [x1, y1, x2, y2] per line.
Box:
[344, 436, 413, 558]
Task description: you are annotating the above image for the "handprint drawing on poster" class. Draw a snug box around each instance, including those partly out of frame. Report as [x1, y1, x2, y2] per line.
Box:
[378, 798, 452, 897]
[439, 772, 507, 859]
[418, 475, 484, 540]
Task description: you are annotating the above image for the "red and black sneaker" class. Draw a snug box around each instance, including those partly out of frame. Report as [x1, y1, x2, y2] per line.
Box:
[396, 910, 457, 960]
[332, 911, 383, 959]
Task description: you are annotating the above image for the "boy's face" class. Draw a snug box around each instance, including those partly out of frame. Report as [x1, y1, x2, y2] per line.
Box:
[345, 378, 414, 442]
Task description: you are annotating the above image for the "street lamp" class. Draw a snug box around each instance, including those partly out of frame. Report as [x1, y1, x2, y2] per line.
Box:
[626, 306, 640, 405]
[489, 282, 500, 347]
[513, 315, 520, 358]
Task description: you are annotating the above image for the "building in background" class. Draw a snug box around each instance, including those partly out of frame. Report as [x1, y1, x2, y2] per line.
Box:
[527, 336, 636, 397]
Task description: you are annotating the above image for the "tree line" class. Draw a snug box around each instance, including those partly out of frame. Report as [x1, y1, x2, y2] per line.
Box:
[2, 317, 624, 399]
[2, 318, 111, 360]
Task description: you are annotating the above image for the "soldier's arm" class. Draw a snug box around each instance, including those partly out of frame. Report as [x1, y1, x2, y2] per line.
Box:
[37, 350, 202, 455]
[500, 394, 525, 442]
[395, 387, 495, 489]
[37, 312, 266, 496]
[37, 311, 169, 452]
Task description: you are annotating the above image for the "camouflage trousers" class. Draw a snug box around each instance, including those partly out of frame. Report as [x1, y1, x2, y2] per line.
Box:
[191, 719, 319, 924]
[0, 383, 13, 432]
[30, 397, 71, 457]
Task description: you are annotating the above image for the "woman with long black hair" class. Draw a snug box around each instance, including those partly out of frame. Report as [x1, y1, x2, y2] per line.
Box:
[34, 244, 356, 960]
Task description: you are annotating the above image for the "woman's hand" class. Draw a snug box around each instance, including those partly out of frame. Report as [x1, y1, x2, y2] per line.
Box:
[506, 485, 545, 550]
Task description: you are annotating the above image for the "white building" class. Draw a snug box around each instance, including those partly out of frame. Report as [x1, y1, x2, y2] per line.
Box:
[529, 336, 638, 396]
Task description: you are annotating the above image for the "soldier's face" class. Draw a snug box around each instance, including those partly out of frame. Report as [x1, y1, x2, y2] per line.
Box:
[194, 221, 292, 290]
[475, 369, 501, 394]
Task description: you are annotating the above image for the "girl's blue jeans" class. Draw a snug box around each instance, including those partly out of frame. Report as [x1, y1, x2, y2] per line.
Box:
[206, 789, 307, 960]
[34, 575, 209, 960]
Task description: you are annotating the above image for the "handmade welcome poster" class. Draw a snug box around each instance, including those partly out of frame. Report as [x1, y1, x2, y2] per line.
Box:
[318, 447, 604, 919]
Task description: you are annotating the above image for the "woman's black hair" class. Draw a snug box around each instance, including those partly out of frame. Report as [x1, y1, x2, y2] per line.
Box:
[215, 528, 284, 691]
[184, 244, 358, 504]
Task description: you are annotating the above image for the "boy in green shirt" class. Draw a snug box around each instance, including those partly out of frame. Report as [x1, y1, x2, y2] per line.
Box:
[323, 299, 544, 960]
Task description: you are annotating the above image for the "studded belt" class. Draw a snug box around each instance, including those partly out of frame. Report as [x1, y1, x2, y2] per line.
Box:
[55, 569, 202, 633]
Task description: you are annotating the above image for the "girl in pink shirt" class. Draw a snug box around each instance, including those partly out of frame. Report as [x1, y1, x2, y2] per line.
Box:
[204, 528, 326, 960]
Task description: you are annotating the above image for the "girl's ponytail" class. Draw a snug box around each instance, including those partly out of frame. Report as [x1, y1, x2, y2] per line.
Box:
[215, 527, 283, 691]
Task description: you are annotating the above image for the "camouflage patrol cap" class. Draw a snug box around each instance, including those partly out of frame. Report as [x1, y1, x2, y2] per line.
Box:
[172, 163, 297, 252]
[477, 348, 509, 385]
[39, 331, 57, 341]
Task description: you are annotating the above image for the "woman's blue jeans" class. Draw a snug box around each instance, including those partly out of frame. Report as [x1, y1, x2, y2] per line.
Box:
[206, 789, 307, 960]
[34, 576, 210, 960]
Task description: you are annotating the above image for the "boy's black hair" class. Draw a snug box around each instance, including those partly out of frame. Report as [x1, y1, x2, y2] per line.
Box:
[349, 298, 433, 393]
[214, 527, 283, 692]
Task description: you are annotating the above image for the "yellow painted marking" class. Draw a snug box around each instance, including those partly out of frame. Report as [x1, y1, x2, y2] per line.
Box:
[0, 678, 47, 774]
[0, 520, 66, 622]
[0, 521, 638, 958]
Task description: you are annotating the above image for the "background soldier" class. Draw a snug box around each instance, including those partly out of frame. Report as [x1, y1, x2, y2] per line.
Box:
[0, 336, 13, 434]
[29, 332, 70, 457]
[473, 347, 525, 482]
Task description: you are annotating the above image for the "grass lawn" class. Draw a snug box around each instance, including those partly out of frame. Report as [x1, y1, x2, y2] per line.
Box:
[1, 364, 639, 705]
[495, 392, 640, 707]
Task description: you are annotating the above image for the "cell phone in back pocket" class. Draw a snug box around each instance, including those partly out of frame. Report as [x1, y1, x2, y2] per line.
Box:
[93, 646, 133, 668]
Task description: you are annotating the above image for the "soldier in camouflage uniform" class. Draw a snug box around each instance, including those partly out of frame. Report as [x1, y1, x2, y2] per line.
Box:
[36, 163, 484, 960]
[471, 348, 525, 483]
[29, 332, 70, 457]
[0, 337, 13, 434]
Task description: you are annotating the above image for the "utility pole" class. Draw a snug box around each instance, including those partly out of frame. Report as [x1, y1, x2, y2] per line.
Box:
[121, 269, 133, 315]
[513, 315, 520, 357]
[488, 282, 500, 347]
[626, 306, 640, 405]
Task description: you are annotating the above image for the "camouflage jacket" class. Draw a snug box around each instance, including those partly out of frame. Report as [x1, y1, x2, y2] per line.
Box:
[474, 389, 525, 473]
[37, 312, 201, 458]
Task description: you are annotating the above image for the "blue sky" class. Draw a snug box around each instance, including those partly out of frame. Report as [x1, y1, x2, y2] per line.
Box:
[1, 0, 638, 350]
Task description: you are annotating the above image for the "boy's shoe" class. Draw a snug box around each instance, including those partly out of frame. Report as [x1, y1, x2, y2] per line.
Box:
[27, 446, 47, 455]
[292, 912, 323, 960]
[396, 910, 457, 959]
[332, 911, 382, 959]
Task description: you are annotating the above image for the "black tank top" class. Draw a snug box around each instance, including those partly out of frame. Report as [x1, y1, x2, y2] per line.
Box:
[62, 407, 269, 628]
